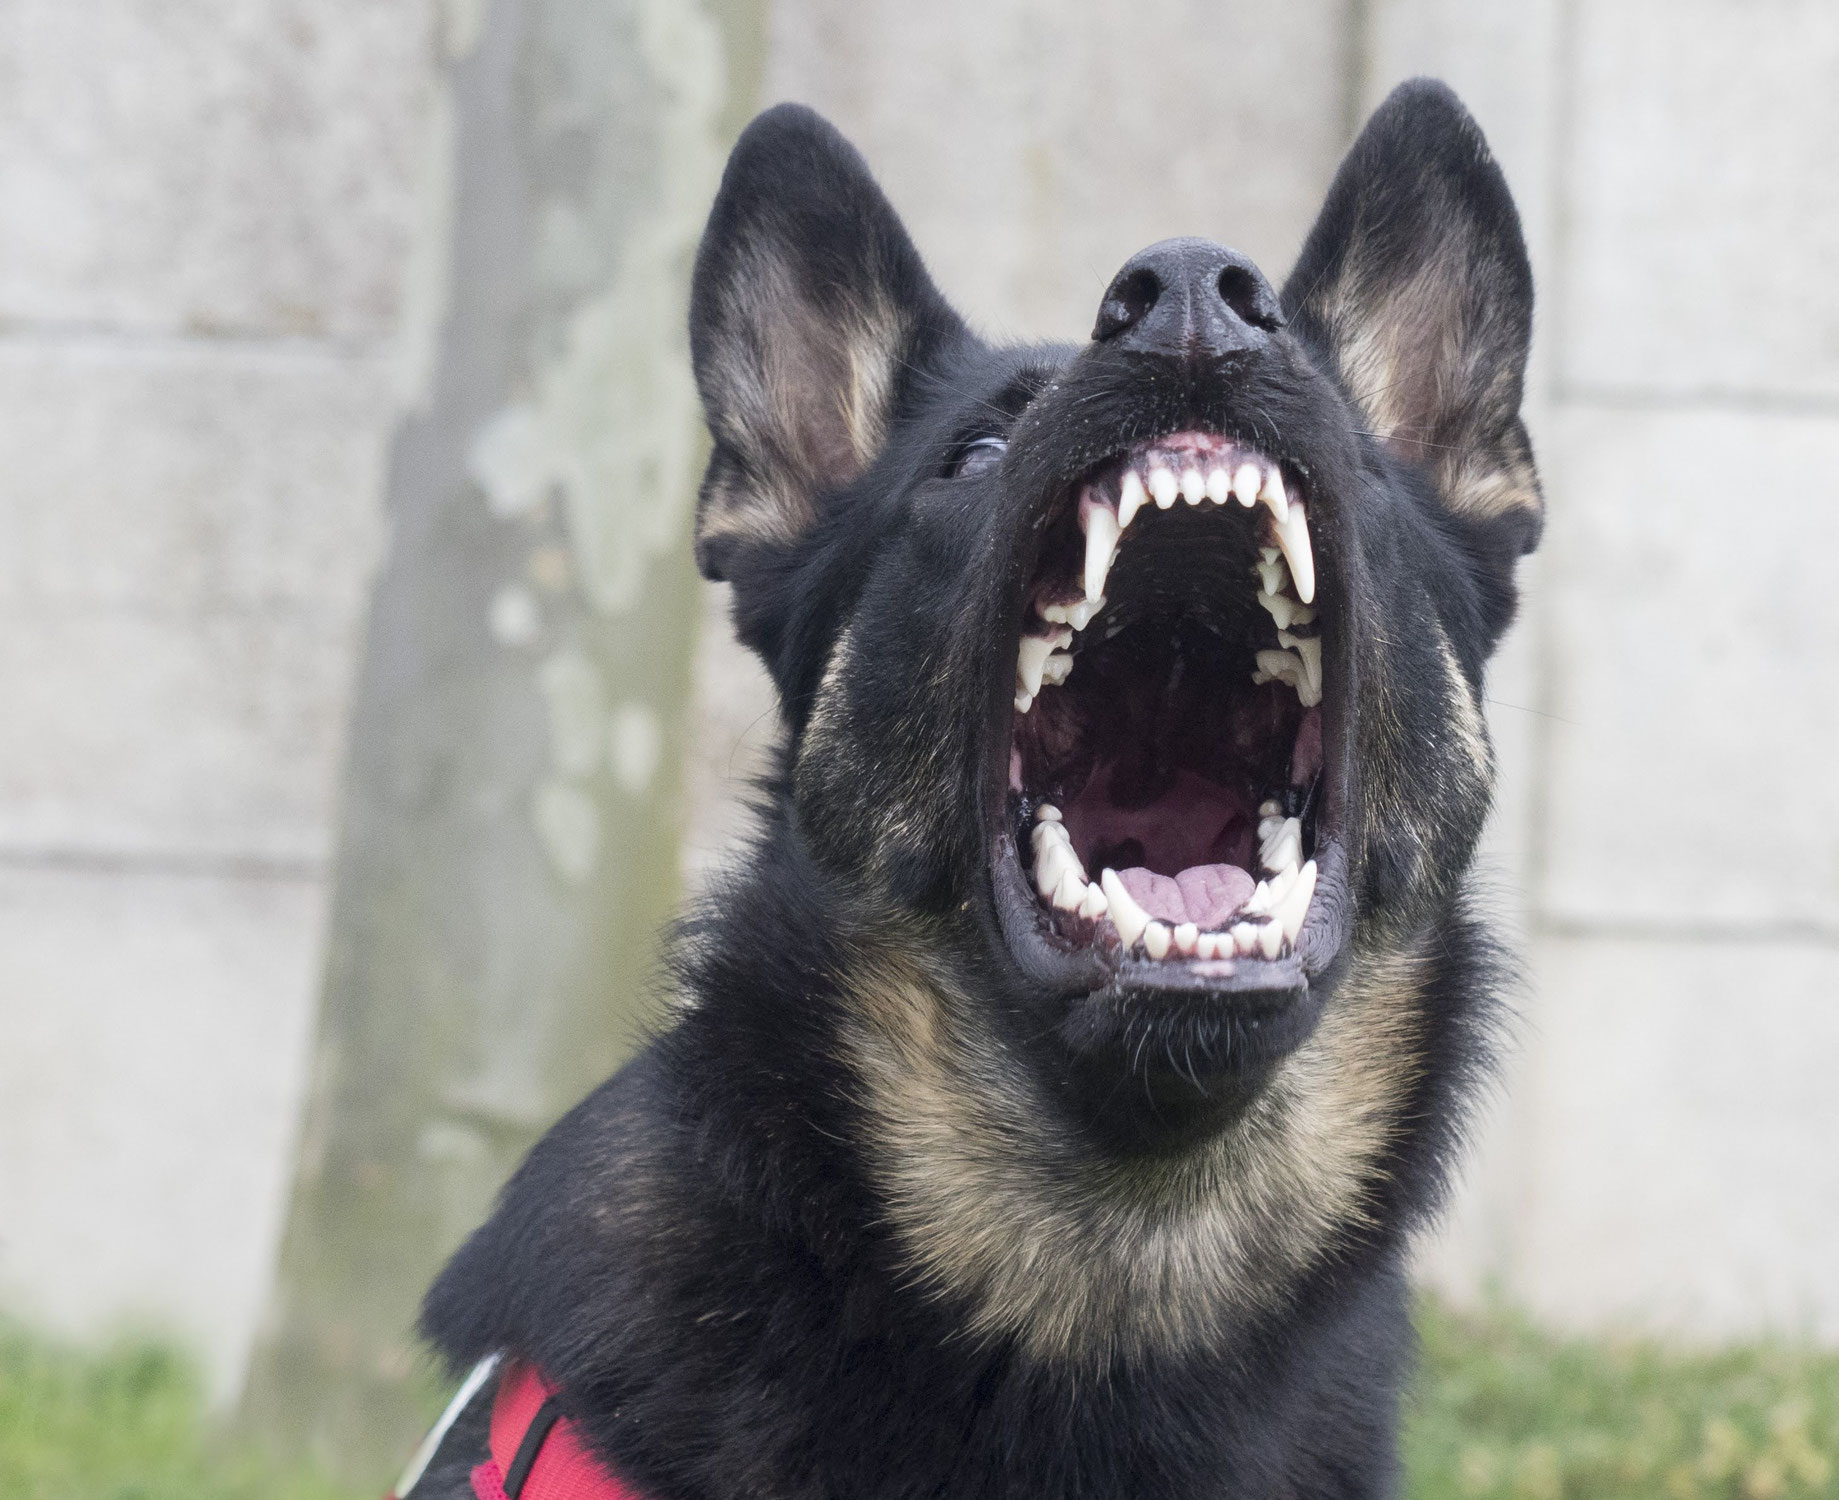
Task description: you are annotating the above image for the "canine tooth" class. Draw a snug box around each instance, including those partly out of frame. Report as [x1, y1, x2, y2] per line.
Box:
[1018, 628, 1071, 697]
[1275, 498, 1315, 604]
[1040, 650, 1074, 687]
[1035, 804, 1062, 823]
[1205, 467, 1232, 504]
[1147, 466, 1179, 509]
[1257, 921, 1284, 960]
[1278, 632, 1323, 706]
[1053, 869, 1087, 911]
[1077, 882, 1109, 920]
[1101, 869, 1150, 948]
[1180, 467, 1207, 505]
[1143, 921, 1172, 960]
[1082, 502, 1120, 603]
[1173, 921, 1199, 955]
[1118, 471, 1147, 528]
[1255, 555, 1289, 596]
[1275, 859, 1318, 945]
[1233, 462, 1262, 507]
[1259, 465, 1290, 522]
[1257, 590, 1315, 631]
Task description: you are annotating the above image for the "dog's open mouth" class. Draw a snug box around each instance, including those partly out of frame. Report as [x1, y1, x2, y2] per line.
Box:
[998, 430, 1343, 987]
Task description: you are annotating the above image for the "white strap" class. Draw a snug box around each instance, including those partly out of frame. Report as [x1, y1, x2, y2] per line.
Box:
[393, 1352, 503, 1497]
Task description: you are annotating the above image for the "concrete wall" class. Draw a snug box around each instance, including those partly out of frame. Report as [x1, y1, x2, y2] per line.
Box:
[0, 0, 436, 1398]
[1463, 0, 1839, 1342]
[1, 0, 1835, 1413]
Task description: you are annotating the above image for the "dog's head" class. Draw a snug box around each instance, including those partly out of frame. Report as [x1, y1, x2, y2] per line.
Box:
[687, 83, 1535, 1348]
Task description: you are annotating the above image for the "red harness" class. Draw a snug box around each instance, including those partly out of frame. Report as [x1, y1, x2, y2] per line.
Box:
[390, 1358, 641, 1500]
[471, 1362, 642, 1500]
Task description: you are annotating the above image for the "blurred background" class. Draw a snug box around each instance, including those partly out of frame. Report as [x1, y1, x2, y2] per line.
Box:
[1, 0, 1836, 1494]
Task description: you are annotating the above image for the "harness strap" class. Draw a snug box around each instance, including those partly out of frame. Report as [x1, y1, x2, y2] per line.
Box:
[469, 1360, 644, 1500]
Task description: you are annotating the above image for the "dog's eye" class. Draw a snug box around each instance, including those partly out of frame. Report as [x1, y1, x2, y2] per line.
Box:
[951, 436, 1008, 479]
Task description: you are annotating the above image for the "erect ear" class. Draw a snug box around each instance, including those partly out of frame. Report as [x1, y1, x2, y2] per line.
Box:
[689, 104, 966, 583]
[1284, 79, 1541, 557]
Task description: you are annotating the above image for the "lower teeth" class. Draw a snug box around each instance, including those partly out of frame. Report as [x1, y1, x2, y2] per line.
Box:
[1030, 801, 1316, 963]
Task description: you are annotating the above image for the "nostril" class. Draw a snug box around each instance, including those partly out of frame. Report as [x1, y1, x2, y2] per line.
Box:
[1093, 268, 1162, 342]
[1217, 265, 1283, 332]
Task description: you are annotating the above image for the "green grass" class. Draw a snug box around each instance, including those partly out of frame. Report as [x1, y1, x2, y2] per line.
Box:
[0, 1320, 361, 1500]
[4, 1301, 1838, 1498]
[1405, 1299, 1839, 1499]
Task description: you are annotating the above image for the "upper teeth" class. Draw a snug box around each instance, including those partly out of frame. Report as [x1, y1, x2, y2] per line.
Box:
[1015, 625, 1074, 709]
[1258, 465, 1290, 521]
[1041, 596, 1104, 630]
[1274, 497, 1314, 604]
[1232, 462, 1262, 506]
[1081, 494, 1119, 603]
[1251, 537, 1322, 706]
[1118, 470, 1148, 527]
[1018, 449, 1321, 756]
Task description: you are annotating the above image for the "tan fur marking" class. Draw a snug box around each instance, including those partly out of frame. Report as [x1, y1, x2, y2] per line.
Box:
[696, 252, 911, 563]
[1316, 232, 1538, 524]
[838, 944, 1430, 1365]
[1435, 623, 1492, 781]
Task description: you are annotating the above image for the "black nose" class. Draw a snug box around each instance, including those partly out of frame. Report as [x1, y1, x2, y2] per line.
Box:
[1092, 238, 1284, 357]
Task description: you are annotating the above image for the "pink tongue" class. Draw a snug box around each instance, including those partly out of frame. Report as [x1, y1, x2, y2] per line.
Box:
[1116, 864, 1255, 929]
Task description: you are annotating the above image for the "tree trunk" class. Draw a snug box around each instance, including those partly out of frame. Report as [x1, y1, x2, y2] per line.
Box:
[238, 0, 762, 1482]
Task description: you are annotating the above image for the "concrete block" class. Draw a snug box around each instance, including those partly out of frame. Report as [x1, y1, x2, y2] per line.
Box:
[0, 863, 327, 1400]
[0, 340, 390, 862]
[0, 0, 435, 339]
[1538, 404, 1839, 934]
[766, 0, 1352, 339]
[0, 339, 389, 616]
[1562, 1, 1839, 399]
[1504, 934, 1839, 1343]
[0, 608, 361, 865]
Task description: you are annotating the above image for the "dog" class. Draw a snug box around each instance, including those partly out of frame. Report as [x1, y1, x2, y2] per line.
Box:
[398, 77, 1539, 1500]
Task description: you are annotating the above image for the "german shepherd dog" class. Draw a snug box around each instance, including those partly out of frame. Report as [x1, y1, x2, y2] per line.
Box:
[409, 78, 1539, 1500]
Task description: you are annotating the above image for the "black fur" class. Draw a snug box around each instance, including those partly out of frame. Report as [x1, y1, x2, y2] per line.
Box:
[418, 81, 1538, 1499]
